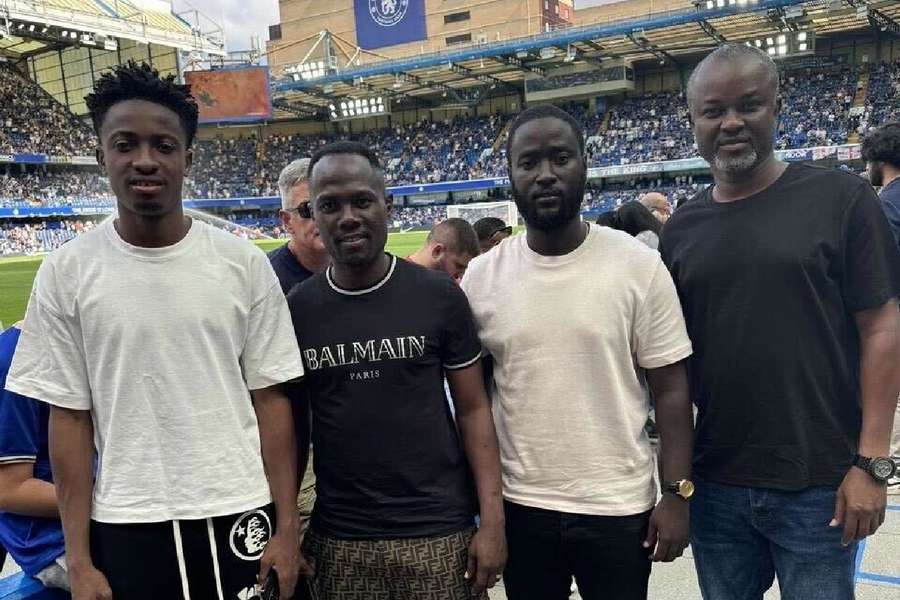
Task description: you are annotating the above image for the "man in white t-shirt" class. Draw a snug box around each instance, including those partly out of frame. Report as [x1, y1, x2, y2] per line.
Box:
[5, 62, 305, 600]
[462, 105, 695, 600]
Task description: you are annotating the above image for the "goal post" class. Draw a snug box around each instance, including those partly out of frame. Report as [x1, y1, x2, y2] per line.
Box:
[446, 201, 518, 228]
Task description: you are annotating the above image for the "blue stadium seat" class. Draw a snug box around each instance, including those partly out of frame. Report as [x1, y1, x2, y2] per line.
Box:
[0, 572, 69, 600]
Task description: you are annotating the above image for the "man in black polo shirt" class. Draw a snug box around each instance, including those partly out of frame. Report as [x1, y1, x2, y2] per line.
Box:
[661, 44, 900, 599]
[287, 141, 505, 599]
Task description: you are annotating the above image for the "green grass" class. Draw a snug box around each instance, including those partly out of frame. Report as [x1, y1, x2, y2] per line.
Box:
[0, 231, 430, 328]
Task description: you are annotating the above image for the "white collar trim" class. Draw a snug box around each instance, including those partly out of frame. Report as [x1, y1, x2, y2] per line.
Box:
[326, 254, 397, 296]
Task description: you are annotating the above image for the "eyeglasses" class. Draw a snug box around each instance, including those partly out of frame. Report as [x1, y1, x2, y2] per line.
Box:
[287, 202, 313, 219]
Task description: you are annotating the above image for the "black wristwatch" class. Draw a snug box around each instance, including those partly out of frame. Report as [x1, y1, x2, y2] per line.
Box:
[853, 454, 897, 484]
[663, 479, 695, 501]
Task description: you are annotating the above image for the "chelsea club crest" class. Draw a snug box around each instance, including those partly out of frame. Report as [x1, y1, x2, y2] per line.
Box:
[369, 0, 409, 27]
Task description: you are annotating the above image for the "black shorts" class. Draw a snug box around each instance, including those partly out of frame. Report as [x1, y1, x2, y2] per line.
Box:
[91, 504, 275, 600]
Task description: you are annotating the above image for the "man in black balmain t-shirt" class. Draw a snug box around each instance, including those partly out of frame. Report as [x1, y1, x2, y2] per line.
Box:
[287, 141, 506, 599]
[661, 44, 900, 600]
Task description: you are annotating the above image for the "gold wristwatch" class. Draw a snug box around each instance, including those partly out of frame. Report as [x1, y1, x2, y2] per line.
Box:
[664, 479, 695, 501]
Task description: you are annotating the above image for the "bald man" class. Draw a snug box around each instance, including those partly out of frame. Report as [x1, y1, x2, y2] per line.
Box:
[661, 43, 900, 600]
[639, 192, 671, 224]
[407, 218, 481, 283]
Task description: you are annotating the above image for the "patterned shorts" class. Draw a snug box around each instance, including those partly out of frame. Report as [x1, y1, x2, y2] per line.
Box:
[302, 527, 488, 600]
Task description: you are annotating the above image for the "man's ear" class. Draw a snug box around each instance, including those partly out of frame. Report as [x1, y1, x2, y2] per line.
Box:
[278, 209, 292, 231]
[431, 242, 444, 260]
[184, 148, 193, 176]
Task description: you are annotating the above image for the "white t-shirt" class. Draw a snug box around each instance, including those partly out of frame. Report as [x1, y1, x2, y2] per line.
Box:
[461, 225, 692, 516]
[6, 219, 304, 523]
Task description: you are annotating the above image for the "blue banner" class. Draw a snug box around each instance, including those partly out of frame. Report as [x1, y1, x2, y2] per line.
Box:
[354, 0, 427, 50]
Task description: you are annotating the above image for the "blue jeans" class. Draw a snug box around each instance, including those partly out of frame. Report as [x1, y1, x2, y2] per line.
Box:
[691, 479, 858, 600]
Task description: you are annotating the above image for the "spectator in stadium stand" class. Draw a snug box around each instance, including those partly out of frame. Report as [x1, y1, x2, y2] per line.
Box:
[406, 218, 481, 284]
[473, 217, 513, 254]
[5, 61, 305, 600]
[270, 157, 330, 294]
[860, 121, 900, 493]
[266, 156, 330, 600]
[661, 44, 900, 600]
[639, 191, 672, 224]
[287, 141, 505, 599]
[462, 105, 695, 600]
[0, 322, 68, 591]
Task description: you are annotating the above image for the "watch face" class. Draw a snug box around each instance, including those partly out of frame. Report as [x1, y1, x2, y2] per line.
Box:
[872, 458, 896, 481]
[678, 480, 695, 499]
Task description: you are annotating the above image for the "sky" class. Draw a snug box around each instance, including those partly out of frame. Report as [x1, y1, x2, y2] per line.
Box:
[179, 0, 622, 55]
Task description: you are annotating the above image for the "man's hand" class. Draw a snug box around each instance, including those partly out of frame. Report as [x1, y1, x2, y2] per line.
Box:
[830, 467, 886, 546]
[464, 523, 507, 594]
[69, 561, 113, 600]
[643, 494, 690, 562]
[259, 530, 300, 599]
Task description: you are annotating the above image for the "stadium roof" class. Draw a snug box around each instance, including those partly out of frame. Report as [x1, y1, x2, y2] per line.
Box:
[0, 0, 224, 58]
[270, 0, 899, 117]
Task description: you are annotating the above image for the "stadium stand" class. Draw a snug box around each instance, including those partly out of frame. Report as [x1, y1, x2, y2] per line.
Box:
[0, 170, 109, 207]
[776, 67, 859, 149]
[586, 91, 695, 166]
[0, 56, 894, 255]
[0, 220, 95, 255]
[0, 64, 95, 156]
[866, 60, 900, 129]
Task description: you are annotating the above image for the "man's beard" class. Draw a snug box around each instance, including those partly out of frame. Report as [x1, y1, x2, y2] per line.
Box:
[513, 182, 585, 232]
[869, 167, 884, 187]
[714, 147, 759, 174]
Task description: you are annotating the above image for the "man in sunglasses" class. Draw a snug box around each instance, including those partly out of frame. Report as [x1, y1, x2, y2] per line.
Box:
[270, 157, 330, 295]
[269, 157, 330, 600]
[473, 217, 513, 254]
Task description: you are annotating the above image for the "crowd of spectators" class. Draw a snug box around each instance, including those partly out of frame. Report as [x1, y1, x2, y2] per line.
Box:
[0, 219, 97, 255]
[0, 62, 892, 212]
[0, 169, 110, 207]
[586, 91, 696, 167]
[0, 64, 95, 156]
[776, 67, 859, 149]
[864, 60, 900, 130]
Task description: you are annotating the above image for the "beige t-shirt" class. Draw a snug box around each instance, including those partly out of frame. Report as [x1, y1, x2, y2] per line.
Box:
[461, 225, 692, 516]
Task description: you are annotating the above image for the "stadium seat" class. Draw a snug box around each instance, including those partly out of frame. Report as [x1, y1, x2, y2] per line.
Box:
[0, 572, 69, 600]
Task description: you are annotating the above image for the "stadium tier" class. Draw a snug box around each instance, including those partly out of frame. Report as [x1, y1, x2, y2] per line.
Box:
[0, 64, 95, 156]
[2, 60, 897, 216]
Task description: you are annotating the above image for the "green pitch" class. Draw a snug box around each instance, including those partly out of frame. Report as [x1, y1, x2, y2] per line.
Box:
[0, 231, 429, 328]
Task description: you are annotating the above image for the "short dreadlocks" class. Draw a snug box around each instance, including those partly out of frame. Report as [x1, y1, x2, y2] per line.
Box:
[85, 60, 199, 147]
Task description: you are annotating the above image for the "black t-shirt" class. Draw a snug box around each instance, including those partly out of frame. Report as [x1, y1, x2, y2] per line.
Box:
[287, 255, 480, 539]
[661, 163, 900, 490]
[269, 244, 315, 295]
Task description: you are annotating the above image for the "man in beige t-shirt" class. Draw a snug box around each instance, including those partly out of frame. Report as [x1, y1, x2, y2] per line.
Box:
[462, 105, 695, 600]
